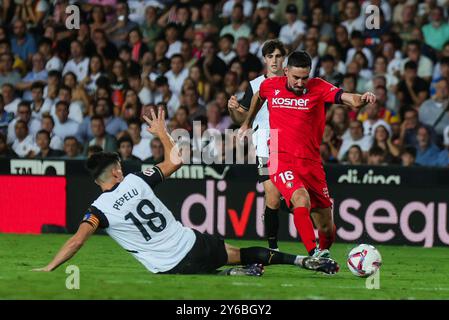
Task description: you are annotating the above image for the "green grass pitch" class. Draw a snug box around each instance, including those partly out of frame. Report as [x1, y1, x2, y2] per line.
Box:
[1, 234, 448, 300]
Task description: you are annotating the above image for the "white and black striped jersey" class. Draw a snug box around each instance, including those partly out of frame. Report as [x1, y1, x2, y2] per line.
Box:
[240, 74, 270, 158]
[81, 166, 195, 273]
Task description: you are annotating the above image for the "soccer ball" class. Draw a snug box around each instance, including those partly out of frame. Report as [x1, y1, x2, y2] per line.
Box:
[347, 244, 382, 277]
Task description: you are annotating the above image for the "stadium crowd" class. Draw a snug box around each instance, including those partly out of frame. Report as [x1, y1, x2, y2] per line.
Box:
[0, 0, 448, 168]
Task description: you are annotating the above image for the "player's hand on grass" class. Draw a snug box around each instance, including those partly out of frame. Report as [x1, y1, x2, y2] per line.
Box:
[228, 95, 246, 113]
[361, 92, 376, 105]
[143, 107, 167, 138]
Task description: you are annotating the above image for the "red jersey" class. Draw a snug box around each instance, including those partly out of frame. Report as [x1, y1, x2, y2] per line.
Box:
[259, 76, 343, 163]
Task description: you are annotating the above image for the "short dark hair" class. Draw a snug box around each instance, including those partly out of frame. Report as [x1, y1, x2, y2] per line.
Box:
[287, 51, 312, 69]
[42, 113, 55, 126]
[56, 101, 69, 110]
[118, 136, 133, 147]
[220, 33, 235, 44]
[369, 146, 386, 157]
[402, 145, 417, 158]
[404, 60, 418, 70]
[31, 81, 45, 91]
[262, 39, 286, 57]
[36, 129, 50, 140]
[86, 151, 120, 180]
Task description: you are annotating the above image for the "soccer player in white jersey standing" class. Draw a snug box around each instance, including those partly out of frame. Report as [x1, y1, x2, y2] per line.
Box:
[32, 107, 339, 276]
[228, 40, 286, 251]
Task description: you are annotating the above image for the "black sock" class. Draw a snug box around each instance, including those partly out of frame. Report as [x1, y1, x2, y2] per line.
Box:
[240, 247, 296, 265]
[264, 206, 279, 249]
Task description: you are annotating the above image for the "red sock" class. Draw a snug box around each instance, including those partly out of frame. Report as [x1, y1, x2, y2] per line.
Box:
[293, 207, 317, 254]
[319, 224, 336, 250]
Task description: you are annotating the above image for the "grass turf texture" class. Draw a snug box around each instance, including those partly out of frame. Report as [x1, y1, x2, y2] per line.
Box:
[1, 234, 448, 300]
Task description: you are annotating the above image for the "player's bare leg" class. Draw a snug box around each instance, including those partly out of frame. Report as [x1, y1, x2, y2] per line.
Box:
[289, 187, 320, 256]
[311, 207, 336, 255]
[263, 180, 281, 250]
[219, 243, 339, 276]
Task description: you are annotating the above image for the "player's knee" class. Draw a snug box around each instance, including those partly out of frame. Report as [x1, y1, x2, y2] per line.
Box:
[265, 193, 280, 209]
[291, 189, 310, 209]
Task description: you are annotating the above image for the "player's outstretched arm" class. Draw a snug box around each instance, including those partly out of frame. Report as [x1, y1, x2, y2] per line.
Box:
[341, 91, 376, 111]
[32, 223, 97, 272]
[143, 107, 183, 178]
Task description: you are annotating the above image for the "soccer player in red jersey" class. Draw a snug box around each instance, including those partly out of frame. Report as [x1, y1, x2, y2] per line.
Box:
[241, 51, 376, 257]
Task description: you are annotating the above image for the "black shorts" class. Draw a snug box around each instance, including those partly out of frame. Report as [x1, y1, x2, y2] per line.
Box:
[257, 156, 270, 183]
[161, 229, 228, 275]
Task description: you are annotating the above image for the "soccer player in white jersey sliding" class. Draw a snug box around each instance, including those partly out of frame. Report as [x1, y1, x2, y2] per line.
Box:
[228, 39, 286, 251]
[32, 107, 339, 276]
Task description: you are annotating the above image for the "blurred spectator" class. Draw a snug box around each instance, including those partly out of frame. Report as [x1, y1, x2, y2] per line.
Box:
[10, 19, 36, 62]
[322, 123, 341, 161]
[319, 55, 343, 87]
[341, 0, 365, 35]
[128, 73, 152, 105]
[338, 120, 373, 161]
[79, 54, 105, 96]
[127, 119, 151, 161]
[117, 136, 141, 162]
[0, 94, 13, 136]
[367, 146, 388, 166]
[62, 136, 83, 159]
[197, 38, 227, 88]
[141, 5, 162, 52]
[436, 127, 449, 167]
[0, 132, 17, 158]
[327, 105, 350, 138]
[154, 76, 180, 119]
[16, 53, 48, 101]
[397, 61, 429, 112]
[230, 37, 263, 82]
[34, 130, 64, 159]
[164, 23, 182, 59]
[30, 82, 52, 120]
[415, 125, 442, 166]
[279, 4, 306, 52]
[53, 101, 80, 141]
[106, 1, 138, 48]
[7, 101, 40, 144]
[62, 40, 90, 82]
[220, 4, 251, 41]
[11, 119, 39, 158]
[218, 34, 237, 66]
[77, 98, 127, 144]
[87, 145, 104, 158]
[358, 103, 391, 137]
[51, 85, 84, 124]
[0, 53, 21, 87]
[401, 145, 417, 167]
[85, 115, 117, 154]
[419, 78, 449, 136]
[169, 105, 192, 132]
[189, 64, 212, 103]
[346, 31, 374, 69]
[422, 6, 449, 52]
[180, 87, 204, 123]
[372, 124, 400, 163]
[41, 113, 63, 151]
[400, 40, 433, 83]
[144, 137, 164, 163]
[193, 1, 222, 37]
[343, 144, 364, 165]
[399, 108, 438, 150]
[165, 54, 188, 98]
[206, 101, 231, 133]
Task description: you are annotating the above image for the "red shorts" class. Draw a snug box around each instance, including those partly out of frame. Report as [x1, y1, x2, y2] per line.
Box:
[268, 153, 332, 209]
